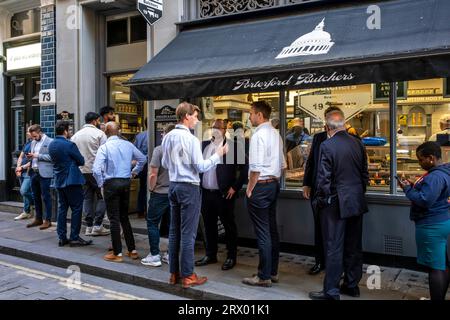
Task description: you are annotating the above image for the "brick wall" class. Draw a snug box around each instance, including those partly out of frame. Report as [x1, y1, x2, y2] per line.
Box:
[40, 4, 56, 138]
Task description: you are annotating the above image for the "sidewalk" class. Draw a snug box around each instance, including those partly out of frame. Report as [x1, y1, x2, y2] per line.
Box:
[0, 211, 446, 300]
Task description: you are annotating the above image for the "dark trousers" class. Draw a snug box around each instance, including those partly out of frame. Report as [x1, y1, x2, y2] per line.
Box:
[103, 178, 135, 255]
[147, 192, 170, 256]
[83, 173, 106, 227]
[320, 199, 363, 298]
[168, 182, 201, 278]
[30, 171, 52, 221]
[202, 189, 238, 259]
[137, 164, 148, 213]
[246, 181, 280, 280]
[311, 188, 325, 266]
[56, 185, 83, 241]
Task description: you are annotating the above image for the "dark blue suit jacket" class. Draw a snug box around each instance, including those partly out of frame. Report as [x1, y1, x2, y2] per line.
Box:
[314, 131, 369, 218]
[48, 136, 85, 188]
[303, 131, 327, 193]
[200, 137, 249, 197]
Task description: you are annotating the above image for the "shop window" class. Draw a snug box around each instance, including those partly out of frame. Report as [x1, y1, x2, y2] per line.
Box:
[285, 84, 390, 192]
[108, 74, 145, 142]
[396, 78, 450, 191]
[130, 16, 147, 43]
[107, 19, 128, 47]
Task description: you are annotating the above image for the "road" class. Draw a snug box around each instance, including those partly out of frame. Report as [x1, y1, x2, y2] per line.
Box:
[0, 253, 186, 300]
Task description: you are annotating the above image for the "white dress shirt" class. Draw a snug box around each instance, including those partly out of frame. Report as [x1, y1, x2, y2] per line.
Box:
[31, 134, 47, 169]
[161, 124, 220, 184]
[249, 121, 285, 180]
[71, 124, 107, 174]
[202, 139, 221, 190]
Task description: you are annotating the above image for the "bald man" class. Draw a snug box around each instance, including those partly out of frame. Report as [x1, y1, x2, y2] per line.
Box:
[430, 115, 450, 142]
[93, 121, 147, 262]
[195, 119, 248, 271]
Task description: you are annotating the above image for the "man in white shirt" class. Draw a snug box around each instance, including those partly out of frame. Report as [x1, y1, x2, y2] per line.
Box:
[242, 100, 285, 287]
[161, 102, 228, 289]
[71, 112, 109, 237]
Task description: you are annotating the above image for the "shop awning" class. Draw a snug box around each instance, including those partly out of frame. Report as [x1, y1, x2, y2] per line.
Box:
[128, 0, 450, 100]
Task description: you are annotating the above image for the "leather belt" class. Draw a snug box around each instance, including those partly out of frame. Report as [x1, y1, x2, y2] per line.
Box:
[257, 178, 278, 184]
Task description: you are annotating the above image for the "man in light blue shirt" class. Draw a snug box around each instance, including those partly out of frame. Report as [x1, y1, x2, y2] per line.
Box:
[93, 122, 147, 263]
[161, 102, 228, 288]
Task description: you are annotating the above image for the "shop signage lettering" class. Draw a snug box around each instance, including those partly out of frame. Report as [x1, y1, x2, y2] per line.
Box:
[155, 105, 176, 121]
[232, 72, 355, 92]
[6, 43, 41, 71]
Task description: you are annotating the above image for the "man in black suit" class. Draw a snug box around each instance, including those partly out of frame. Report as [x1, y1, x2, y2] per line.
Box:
[195, 119, 248, 270]
[309, 109, 368, 300]
[303, 106, 343, 275]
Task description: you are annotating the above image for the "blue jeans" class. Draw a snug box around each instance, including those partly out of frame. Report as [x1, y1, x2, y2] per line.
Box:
[20, 173, 34, 213]
[30, 171, 53, 221]
[147, 192, 170, 256]
[56, 185, 84, 241]
[168, 182, 201, 278]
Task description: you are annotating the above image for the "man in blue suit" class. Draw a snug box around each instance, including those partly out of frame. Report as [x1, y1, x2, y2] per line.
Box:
[309, 109, 368, 300]
[49, 121, 93, 247]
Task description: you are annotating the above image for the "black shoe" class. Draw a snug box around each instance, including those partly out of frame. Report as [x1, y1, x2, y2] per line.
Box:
[195, 256, 217, 266]
[309, 263, 324, 275]
[309, 291, 339, 300]
[58, 239, 70, 247]
[340, 284, 360, 297]
[69, 237, 93, 247]
[221, 258, 236, 270]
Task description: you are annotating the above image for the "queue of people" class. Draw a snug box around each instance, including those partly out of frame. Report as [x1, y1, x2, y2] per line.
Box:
[12, 101, 449, 300]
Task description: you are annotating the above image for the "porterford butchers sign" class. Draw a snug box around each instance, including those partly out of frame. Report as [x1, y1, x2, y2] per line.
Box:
[232, 72, 356, 92]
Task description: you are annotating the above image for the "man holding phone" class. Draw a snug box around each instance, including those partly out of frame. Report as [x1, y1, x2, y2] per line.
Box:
[195, 119, 248, 271]
[26, 125, 54, 230]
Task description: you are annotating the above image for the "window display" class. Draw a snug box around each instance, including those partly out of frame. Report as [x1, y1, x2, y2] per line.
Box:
[109, 74, 145, 142]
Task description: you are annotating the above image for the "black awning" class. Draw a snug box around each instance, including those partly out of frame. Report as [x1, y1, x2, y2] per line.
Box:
[128, 0, 450, 100]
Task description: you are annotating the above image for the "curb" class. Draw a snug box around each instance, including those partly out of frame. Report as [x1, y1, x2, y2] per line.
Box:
[0, 238, 236, 300]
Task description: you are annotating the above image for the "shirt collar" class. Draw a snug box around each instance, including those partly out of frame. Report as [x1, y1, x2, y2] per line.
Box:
[55, 135, 67, 140]
[83, 124, 98, 129]
[107, 135, 120, 141]
[255, 121, 272, 132]
[175, 124, 190, 131]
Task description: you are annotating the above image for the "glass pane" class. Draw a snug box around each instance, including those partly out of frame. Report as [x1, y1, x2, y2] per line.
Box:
[285, 84, 390, 192]
[396, 78, 450, 190]
[107, 19, 128, 47]
[130, 16, 147, 43]
[13, 109, 25, 153]
[109, 74, 144, 141]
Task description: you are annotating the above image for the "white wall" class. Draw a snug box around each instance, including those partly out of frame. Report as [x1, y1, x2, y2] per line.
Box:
[56, 0, 79, 124]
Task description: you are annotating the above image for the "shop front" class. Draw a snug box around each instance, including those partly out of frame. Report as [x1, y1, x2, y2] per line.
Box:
[127, 0, 450, 260]
[2, 7, 42, 201]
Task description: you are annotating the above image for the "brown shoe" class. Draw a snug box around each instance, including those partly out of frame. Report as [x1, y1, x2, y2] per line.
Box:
[242, 275, 272, 287]
[103, 252, 123, 263]
[27, 219, 43, 228]
[253, 273, 278, 283]
[126, 251, 139, 260]
[182, 273, 207, 289]
[39, 220, 52, 230]
[169, 272, 181, 285]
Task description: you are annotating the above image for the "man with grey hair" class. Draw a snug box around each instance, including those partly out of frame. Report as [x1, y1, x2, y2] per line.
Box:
[429, 114, 450, 142]
[309, 109, 368, 300]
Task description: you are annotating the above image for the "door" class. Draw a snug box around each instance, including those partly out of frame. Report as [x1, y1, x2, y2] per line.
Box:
[6, 73, 40, 200]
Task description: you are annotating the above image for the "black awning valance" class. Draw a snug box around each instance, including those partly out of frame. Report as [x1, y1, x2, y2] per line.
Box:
[128, 0, 450, 100]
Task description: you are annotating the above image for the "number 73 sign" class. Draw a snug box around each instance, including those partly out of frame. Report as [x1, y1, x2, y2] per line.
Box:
[39, 89, 56, 106]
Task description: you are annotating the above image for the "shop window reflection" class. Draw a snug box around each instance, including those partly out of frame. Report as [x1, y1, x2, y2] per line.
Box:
[284, 84, 390, 192]
[396, 78, 450, 192]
